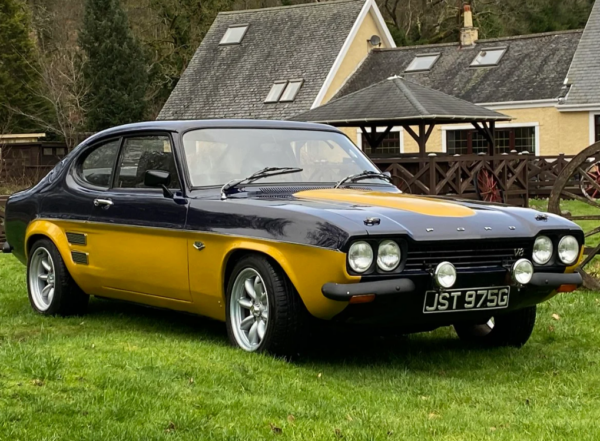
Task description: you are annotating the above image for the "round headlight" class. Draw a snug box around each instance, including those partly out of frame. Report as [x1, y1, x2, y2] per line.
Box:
[512, 258, 534, 285]
[348, 241, 373, 273]
[434, 261, 457, 289]
[533, 236, 553, 265]
[377, 240, 401, 271]
[558, 235, 579, 265]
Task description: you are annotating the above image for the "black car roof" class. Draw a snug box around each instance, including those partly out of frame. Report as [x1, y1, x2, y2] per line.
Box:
[81, 119, 341, 146]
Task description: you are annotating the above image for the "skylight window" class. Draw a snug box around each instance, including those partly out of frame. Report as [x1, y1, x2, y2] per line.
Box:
[265, 80, 304, 103]
[280, 80, 303, 102]
[405, 53, 440, 72]
[265, 81, 288, 103]
[219, 24, 248, 45]
[471, 47, 507, 66]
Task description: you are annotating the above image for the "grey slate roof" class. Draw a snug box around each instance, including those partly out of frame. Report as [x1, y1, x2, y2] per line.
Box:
[157, 0, 364, 121]
[336, 30, 582, 104]
[291, 76, 510, 126]
[563, 0, 600, 106]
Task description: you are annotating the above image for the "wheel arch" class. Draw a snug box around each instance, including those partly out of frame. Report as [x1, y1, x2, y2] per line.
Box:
[25, 220, 72, 265]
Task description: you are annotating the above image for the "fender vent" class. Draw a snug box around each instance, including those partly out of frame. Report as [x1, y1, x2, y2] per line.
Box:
[71, 251, 89, 265]
[66, 232, 87, 246]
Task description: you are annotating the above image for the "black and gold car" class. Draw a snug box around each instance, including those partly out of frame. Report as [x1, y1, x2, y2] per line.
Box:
[3, 120, 585, 353]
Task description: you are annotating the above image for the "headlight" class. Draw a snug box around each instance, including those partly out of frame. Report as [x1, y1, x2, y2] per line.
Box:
[434, 261, 457, 289]
[377, 240, 401, 271]
[558, 235, 579, 265]
[533, 235, 553, 265]
[512, 258, 534, 284]
[348, 241, 373, 273]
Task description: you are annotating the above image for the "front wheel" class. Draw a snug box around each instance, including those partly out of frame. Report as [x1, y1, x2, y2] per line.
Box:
[226, 254, 305, 355]
[454, 306, 537, 348]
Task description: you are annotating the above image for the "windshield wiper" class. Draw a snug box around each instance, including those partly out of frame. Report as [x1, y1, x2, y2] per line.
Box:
[221, 167, 303, 200]
[334, 170, 392, 189]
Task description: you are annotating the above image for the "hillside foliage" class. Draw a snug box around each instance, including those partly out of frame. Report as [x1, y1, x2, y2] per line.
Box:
[1, 0, 595, 137]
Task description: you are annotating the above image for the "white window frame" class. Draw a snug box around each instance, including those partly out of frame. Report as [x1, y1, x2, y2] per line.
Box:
[356, 127, 404, 153]
[264, 81, 288, 103]
[219, 24, 249, 45]
[589, 112, 600, 145]
[405, 53, 440, 72]
[440, 122, 540, 156]
[470, 47, 507, 67]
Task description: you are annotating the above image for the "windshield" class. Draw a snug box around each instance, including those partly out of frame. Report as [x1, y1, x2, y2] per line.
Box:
[182, 128, 383, 187]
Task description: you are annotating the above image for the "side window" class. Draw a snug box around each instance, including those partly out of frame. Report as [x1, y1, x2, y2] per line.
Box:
[79, 139, 120, 188]
[115, 135, 180, 189]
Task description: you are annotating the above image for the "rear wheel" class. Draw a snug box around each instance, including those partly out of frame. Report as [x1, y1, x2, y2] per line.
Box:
[454, 306, 536, 347]
[27, 238, 89, 316]
[226, 254, 305, 355]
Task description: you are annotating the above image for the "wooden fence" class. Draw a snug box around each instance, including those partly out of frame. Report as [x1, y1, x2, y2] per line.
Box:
[373, 154, 530, 206]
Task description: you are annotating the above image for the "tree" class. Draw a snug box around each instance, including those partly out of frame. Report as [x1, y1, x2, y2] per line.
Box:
[79, 0, 148, 131]
[0, 0, 46, 133]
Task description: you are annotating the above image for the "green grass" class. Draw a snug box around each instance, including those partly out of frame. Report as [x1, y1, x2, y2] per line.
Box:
[1, 261, 600, 439]
[2, 200, 600, 440]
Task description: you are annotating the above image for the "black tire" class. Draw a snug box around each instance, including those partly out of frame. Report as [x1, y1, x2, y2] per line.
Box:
[27, 238, 89, 316]
[454, 306, 537, 348]
[225, 254, 306, 356]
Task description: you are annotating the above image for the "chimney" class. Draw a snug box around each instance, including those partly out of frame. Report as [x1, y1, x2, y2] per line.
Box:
[460, 4, 479, 46]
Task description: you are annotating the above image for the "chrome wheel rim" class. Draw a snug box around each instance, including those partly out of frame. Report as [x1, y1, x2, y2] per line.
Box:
[28, 247, 56, 311]
[230, 268, 269, 351]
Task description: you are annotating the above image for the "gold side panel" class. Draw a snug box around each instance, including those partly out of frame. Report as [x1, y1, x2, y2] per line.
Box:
[26, 220, 359, 321]
[294, 189, 476, 217]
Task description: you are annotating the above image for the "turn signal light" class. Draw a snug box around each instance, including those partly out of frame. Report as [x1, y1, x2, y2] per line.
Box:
[349, 294, 376, 304]
[557, 284, 578, 293]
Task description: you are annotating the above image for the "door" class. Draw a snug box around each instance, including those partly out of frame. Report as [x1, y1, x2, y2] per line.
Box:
[87, 134, 191, 301]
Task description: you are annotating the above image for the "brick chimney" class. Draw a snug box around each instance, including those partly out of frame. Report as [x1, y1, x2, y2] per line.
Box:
[460, 4, 479, 46]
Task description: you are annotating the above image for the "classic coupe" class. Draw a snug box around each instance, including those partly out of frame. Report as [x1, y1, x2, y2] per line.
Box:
[3, 120, 584, 354]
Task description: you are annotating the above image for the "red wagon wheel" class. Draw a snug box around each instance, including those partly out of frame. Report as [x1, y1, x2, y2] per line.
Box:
[549, 141, 600, 290]
[475, 168, 504, 203]
[580, 161, 600, 201]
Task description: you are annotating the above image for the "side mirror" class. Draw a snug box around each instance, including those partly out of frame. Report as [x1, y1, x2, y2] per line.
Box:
[382, 171, 391, 178]
[144, 170, 173, 198]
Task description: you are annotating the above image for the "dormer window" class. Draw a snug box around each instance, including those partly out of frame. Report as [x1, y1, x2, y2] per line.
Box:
[265, 80, 304, 103]
[405, 53, 440, 72]
[471, 47, 506, 66]
[219, 24, 248, 45]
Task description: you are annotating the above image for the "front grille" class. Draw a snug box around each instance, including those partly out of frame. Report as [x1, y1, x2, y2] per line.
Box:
[404, 239, 532, 272]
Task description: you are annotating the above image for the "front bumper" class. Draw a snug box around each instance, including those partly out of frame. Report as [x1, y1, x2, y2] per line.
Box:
[322, 271, 583, 326]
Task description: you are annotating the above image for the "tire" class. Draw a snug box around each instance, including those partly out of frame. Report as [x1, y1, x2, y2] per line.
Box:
[27, 238, 89, 316]
[454, 305, 537, 348]
[225, 254, 305, 356]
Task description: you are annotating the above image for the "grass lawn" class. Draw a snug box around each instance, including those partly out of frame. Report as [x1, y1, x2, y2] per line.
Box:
[1, 201, 600, 440]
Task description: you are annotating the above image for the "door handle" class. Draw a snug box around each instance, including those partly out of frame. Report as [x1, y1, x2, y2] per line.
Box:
[93, 198, 114, 209]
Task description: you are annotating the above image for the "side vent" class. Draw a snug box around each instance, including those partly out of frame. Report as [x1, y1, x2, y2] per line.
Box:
[66, 232, 87, 246]
[71, 251, 89, 265]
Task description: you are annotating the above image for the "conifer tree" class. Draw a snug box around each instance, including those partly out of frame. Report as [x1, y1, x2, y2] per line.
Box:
[79, 0, 148, 131]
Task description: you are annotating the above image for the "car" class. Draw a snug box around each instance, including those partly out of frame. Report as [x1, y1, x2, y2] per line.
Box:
[2, 120, 585, 354]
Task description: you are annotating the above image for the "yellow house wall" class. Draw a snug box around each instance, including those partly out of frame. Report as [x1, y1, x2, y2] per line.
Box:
[322, 10, 391, 104]
[339, 107, 592, 156]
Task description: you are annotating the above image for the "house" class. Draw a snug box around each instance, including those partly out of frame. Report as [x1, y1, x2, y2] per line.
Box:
[159, 0, 600, 157]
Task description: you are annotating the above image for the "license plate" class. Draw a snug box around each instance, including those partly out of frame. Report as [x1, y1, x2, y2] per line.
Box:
[423, 287, 510, 314]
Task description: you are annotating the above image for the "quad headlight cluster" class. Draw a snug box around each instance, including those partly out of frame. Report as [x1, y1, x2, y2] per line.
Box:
[348, 240, 402, 273]
[533, 235, 580, 266]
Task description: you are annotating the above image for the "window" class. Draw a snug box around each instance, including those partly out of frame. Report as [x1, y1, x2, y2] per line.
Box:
[405, 54, 440, 72]
[43, 148, 53, 156]
[280, 80, 303, 102]
[182, 129, 382, 187]
[471, 47, 507, 66]
[79, 139, 120, 188]
[56, 148, 66, 156]
[446, 126, 535, 155]
[219, 25, 248, 45]
[265, 80, 304, 103]
[265, 82, 287, 103]
[361, 131, 401, 156]
[115, 136, 180, 189]
[595, 115, 600, 142]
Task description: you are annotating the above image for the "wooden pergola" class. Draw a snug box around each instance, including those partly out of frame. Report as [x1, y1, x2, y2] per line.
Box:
[292, 76, 511, 156]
